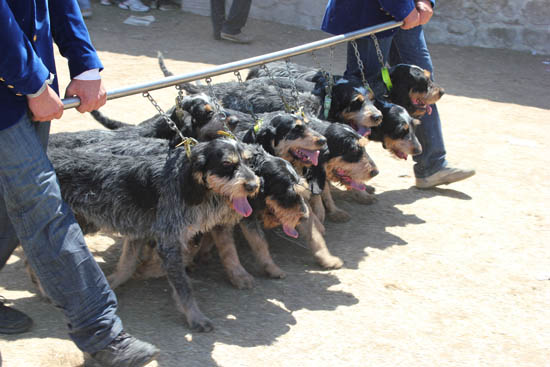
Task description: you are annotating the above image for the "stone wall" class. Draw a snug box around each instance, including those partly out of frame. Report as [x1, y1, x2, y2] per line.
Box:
[182, 0, 550, 55]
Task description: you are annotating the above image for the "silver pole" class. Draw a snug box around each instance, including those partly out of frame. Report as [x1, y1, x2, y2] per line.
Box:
[63, 21, 402, 109]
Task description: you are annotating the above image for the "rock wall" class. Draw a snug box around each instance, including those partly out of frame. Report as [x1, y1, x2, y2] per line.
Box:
[182, 0, 550, 55]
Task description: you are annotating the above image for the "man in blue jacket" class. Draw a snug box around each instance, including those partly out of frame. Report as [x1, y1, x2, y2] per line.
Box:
[322, 0, 475, 188]
[0, 1, 159, 366]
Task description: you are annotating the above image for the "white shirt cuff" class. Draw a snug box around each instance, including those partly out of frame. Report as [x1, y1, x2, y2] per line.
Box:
[73, 68, 101, 81]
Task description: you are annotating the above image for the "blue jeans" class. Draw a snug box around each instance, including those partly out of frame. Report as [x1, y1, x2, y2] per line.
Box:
[345, 25, 447, 178]
[0, 114, 122, 353]
[211, 0, 252, 36]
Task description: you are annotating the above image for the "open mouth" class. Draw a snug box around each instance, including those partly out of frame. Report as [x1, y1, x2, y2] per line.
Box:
[334, 168, 366, 191]
[232, 196, 253, 217]
[412, 98, 433, 115]
[391, 149, 408, 160]
[266, 205, 299, 238]
[350, 122, 371, 137]
[290, 148, 320, 166]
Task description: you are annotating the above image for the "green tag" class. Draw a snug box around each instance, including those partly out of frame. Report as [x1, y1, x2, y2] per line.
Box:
[253, 118, 263, 133]
[323, 96, 332, 119]
[381, 67, 393, 92]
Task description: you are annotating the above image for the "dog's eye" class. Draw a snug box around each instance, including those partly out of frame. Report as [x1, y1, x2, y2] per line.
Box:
[349, 98, 363, 111]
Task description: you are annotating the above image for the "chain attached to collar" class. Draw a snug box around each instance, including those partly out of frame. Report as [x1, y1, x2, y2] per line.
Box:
[142, 91, 197, 157]
[350, 39, 374, 95]
[204, 77, 236, 140]
[311, 48, 335, 119]
[369, 34, 393, 92]
[260, 63, 294, 114]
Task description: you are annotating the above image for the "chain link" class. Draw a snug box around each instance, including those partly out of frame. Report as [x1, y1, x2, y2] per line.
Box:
[284, 58, 301, 113]
[369, 34, 389, 68]
[142, 91, 197, 156]
[233, 70, 260, 124]
[350, 40, 370, 92]
[260, 64, 294, 113]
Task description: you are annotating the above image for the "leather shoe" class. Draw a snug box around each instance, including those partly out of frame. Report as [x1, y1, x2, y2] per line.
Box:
[88, 331, 159, 367]
[0, 298, 33, 334]
[415, 166, 475, 189]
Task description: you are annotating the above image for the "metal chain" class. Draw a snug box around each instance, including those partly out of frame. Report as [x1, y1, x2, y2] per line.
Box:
[369, 34, 389, 68]
[350, 40, 370, 92]
[204, 77, 235, 139]
[260, 64, 293, 113]
[284, 58, 301, 113]
[310, 48, 335, 119]
[142, 91, 197, 156]
[233, 70, 260, 123]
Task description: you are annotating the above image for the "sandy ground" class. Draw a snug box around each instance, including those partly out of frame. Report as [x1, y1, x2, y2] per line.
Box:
[1, 4, 549, 367]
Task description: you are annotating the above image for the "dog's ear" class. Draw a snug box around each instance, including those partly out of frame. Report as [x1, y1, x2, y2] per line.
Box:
[180, 149, 208, 205]
[423, 69, 431, 79]
[304, 165, 326, 195]
[255, 126, 277, 155]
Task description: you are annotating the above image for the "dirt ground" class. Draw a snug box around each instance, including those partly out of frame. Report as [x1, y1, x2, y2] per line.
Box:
[1, 4, 549, 367]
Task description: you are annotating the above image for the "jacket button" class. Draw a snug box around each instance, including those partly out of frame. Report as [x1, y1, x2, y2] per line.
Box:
[16, 93, 23, 96]
[7, 85, 14, 88]
[33, 35, 37, 42]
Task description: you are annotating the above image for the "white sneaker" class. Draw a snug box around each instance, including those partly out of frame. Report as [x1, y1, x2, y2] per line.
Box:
[100, 0, 112, 5]
[118, 0, 150, 12]
[415, 166, 475, 189]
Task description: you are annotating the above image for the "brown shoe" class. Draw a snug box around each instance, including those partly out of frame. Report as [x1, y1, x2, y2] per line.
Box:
[415, 167, 475, 189]
[220, 32, 253, 44]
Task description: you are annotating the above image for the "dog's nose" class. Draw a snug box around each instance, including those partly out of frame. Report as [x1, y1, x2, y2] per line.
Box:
[412, 146, 423, 155]
[372, 113, 383, 125]
[370, 169, 379, 178]
[439, 89, 445, 97]
[244, 182, 258, 193]
[316, 137, 327, 147]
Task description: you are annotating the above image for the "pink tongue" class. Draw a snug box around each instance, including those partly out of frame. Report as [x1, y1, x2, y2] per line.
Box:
[426, 104, 433, 115]
[232, 197, 252, 217]
[301, 149, 319, 166]
[283, 225, 299, 238]
[357, 126, 371, 137]
[350, 180, 367, 191]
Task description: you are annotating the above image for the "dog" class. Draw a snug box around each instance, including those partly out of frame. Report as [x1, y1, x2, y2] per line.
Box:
[48, 138, 260, 332]
[158, 56, 382, 136]
[369, 98, 422, 160]
[305, 119, 379, 223]
[368, 64, 445, 118]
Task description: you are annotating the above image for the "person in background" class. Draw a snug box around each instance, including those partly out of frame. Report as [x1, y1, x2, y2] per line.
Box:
[211, 0, 253, 44]
[322, 0, 475, 189]
[77, 0, 92, 18]
[0, 1, 159, 366]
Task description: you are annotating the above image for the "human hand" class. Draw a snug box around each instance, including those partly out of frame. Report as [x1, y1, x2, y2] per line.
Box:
[27, 85, 64, 121]
[416, 0, 434, 25]
[65, 78, 107, 113]
[401, 8, 420, 30]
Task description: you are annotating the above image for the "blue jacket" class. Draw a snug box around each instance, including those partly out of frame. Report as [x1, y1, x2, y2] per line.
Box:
[0, 0, 103, 130]
[321, 0, 435, 37]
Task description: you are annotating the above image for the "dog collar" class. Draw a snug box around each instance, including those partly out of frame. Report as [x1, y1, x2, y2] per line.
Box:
[323, 95, 332, 119]
[253, 118, 263, 133]
[381, 67, 393, 92]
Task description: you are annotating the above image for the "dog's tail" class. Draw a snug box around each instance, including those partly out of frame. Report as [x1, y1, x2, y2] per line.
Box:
[89, 110, 132, 130]
[157, 51, 174, 77]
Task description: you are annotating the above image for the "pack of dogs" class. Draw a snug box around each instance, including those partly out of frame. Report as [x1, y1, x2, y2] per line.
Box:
[30, 55, 445, 332]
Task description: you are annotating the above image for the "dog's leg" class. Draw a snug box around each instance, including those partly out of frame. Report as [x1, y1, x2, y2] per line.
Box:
[156, 238, 213, 332]
[309, 194, 326, 225]
[239, 221, 286, 279]
[311, 211, 326, 235]
[195, 232, 216, 264]
[297, 202, 343, 269]
[134, 243, 166, 280]
[107, 238, 142, 289]
[322, 182, 351, 223]
[211, 225, 255, 289]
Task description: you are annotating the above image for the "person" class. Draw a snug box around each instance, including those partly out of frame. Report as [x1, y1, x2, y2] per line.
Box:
[322, 0, 475, 189]
[211, 0, 253, 44]
[0, 1, 159, 366]
[77, 0, 93, 18]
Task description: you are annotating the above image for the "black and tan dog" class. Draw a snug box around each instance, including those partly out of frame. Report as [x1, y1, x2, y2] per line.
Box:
[369, 98, 422, 160]
[48, 139, 260, 332]
[368, 64, 445, 118]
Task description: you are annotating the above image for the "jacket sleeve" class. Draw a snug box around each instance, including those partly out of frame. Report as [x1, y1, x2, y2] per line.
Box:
[377, 0, 416, 21]
[48, 0, 103, 79]
[0, 1, 51, 95]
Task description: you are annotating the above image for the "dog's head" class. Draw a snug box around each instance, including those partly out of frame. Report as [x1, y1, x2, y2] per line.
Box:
[178, 93, 215, 127]
[389, 64, 445, 118]
[371, 99, 422, 160]
[325, 77, 382, 135]
[180, 138, 260, 217]
[247, 146, 309, 238]
[322, 123, 379, 191]
[252, 112, 327, 169]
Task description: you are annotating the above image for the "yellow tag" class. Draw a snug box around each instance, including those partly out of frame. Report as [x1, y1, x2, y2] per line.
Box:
[381, 67, 393, 92]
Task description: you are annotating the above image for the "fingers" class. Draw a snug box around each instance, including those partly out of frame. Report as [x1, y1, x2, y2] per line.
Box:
[401, 9, 420, 29]
[66, 79, 107, 113]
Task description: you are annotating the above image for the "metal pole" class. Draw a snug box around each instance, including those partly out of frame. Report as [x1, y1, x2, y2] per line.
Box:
[63, 21, 402, 109]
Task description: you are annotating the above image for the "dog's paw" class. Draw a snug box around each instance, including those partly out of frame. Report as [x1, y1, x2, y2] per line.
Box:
[189, 315, 214, 332]
[264, 264, 286, 279]
[317, 254, 344, 269]
[365, 185, 376, 194]
[349, 190, 377, 205]
[327, 208, 351, 222]
[228, 268, 255, 289]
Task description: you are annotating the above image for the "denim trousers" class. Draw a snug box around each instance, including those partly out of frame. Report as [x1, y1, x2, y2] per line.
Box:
[344, 25, 447, 178]
[0, 114, 122, 353]
[211, 0, 252, 36]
